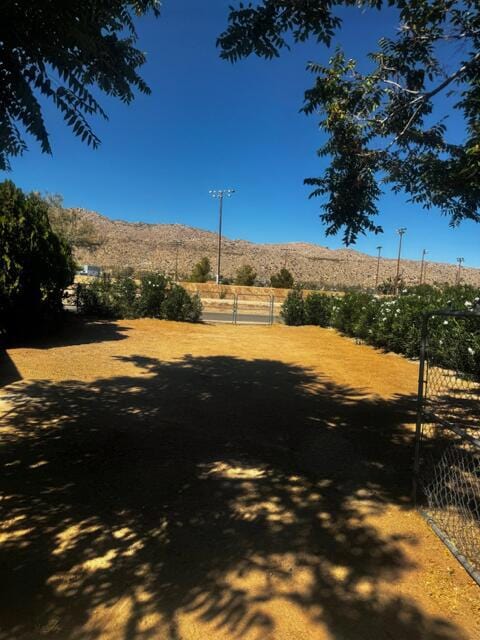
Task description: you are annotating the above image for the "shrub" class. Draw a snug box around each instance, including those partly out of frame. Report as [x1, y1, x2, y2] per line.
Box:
[304, 293, 333, 327]
[161, 285, 202, 322]
[281, 289, 305, 325]
[137, 273, 168, 318]
[78, 272, 202, 323]
[279, 282, 480, 375]
[77, 274, 134, 318]
[334, 292, 373, 335]
[189, 257, 211, 283]
[270, 268, 294, 289]
[235, 264, 257, 286]
[113, 275, 138, 318]
[0, 180, 75, 339]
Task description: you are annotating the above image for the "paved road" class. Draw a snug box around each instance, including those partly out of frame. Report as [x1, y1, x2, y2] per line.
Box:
[202, 311, 278, 325]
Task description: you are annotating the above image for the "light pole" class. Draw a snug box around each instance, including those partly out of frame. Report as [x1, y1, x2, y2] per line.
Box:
[173, 240, 180, 282]
[375, 245, 382, 290]
[456, 257, 464, 285]
[209, 189, 235, 284]
[395, 227, 407, 295]
[420, 249, 428, 285]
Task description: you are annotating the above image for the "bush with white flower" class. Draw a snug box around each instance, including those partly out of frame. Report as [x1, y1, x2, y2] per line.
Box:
[281, 284, 480, 374]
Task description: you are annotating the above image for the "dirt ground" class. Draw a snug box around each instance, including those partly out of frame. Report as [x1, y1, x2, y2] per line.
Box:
[0, 319, 478, 640]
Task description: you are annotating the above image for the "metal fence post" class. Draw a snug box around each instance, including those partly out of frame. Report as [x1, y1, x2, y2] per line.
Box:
[413, 313, 428, 504]
[233, 294, 238, 325]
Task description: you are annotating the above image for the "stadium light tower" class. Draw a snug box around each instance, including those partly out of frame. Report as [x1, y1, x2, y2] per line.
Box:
[375, 245, 382, 290]
[420, 249, 428, 285]
[209, 189, 235, 284]
[395, 227, 407, 296]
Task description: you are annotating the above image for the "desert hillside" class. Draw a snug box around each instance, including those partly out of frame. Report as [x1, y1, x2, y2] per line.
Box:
[73, 209, 480, 289]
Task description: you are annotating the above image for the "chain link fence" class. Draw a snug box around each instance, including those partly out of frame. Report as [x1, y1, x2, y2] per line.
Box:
[201, 292, 278, 325]
[414, 310, 480, 585]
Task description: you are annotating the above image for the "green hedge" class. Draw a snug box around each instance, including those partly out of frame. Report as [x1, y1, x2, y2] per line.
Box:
[77, 273, 202, 323]
[281, 285, 480, 374]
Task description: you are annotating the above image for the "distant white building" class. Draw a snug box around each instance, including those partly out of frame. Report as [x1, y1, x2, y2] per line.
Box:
[77, 265, 102, 277]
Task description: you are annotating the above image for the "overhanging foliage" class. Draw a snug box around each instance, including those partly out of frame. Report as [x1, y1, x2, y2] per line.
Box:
[218, 1, 480, 243]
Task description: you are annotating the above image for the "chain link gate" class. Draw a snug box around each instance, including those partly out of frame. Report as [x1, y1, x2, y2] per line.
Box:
[414, 310, 480, 585]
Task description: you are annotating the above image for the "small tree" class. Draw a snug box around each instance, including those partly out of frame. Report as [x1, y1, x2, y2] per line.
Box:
[189, 257, 211, 283]
[270, 268, 294, 289]
[235, 264, 257, 286]
[0, 180, 75, 339]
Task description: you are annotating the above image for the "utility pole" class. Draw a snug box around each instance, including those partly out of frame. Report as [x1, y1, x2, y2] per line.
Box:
[375, 245, 382, 290]
[173, 240, 180, 282]
[420, 249, 428, 285]
[456, 257, 464, 285]
[395, 228, 407, 296]
[209, 189, 235, 285]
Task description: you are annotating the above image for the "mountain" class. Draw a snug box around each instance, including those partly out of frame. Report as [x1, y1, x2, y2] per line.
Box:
[72, 209, 480, 289]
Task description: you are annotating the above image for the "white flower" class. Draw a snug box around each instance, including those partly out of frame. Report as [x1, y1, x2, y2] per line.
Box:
[443, 320, 448, 325]
[468, 347, 475, 356]
[465, 301, 472, 308]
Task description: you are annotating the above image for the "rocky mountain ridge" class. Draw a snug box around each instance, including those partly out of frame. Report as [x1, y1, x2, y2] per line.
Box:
[73, 209, 480, 288]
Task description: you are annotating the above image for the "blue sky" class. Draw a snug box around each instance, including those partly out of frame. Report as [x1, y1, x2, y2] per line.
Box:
[5, 1, 480, 267]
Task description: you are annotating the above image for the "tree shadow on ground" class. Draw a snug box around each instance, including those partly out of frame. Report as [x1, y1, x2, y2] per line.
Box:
[0, 354, 466, 639]
[4, 317, 130, 351]
[0, 350, 21, 387]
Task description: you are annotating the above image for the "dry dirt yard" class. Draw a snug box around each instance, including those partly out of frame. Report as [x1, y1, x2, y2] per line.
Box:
[0, 319, 478, 640]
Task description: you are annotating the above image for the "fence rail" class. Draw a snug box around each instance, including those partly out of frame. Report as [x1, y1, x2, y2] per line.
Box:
[201, 293, 277, 325]
[414, 310, 480, 585]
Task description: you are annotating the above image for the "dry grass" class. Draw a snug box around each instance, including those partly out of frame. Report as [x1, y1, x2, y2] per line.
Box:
[0, 319, 479, 640]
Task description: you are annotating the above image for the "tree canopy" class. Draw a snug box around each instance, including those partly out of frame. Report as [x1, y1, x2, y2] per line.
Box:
[0, 1, 160, 170]
[189, 257, 212, 283]
[0, 180, 75, 339]
[235, 264, 257, 286]
[270, 268, 294, 289]
[218, 1, 480, 244]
